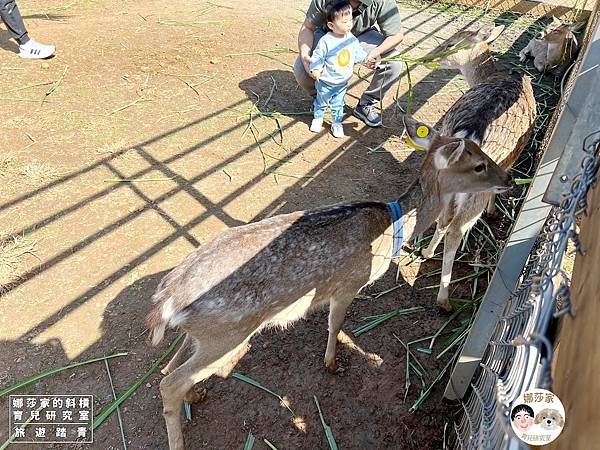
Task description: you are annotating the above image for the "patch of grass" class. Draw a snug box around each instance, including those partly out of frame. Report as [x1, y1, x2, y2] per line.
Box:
[0, 233, 39, 294]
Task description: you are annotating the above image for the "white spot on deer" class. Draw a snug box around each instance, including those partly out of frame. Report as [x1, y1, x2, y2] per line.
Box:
[161, 297, 175, 322]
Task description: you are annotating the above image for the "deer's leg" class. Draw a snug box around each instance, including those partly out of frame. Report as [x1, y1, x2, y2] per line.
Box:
[324, 295, 354, 373]
[519, 40, 533, 61]
[159, 334, 251, 450]
[436, 213, 482, 311]
[436, 226, 463, 312]
[485, 193, 498, 218]
[162, 334, 193, 375]
[422, 222, 447, 259]
[160, 352, 206, 450]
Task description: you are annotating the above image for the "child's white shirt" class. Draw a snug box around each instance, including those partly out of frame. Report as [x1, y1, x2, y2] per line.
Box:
[309, 32, 368, 85]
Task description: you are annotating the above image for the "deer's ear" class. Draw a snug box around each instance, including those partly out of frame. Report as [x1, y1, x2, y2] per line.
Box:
[402, 115, 438, 151]
[434, 140, 465, 169]
[551, 16, 562, 26]
[481, 25, 505, 44]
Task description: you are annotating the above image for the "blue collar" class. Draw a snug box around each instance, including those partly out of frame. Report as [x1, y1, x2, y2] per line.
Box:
[387, 201, 404, 258]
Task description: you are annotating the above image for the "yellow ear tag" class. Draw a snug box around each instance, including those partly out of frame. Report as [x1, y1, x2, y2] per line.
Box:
[416, 126, 429, 138]
[405, 136, 426, 151]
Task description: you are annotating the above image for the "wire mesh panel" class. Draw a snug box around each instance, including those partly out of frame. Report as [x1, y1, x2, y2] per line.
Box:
[454, 131, 600, 449]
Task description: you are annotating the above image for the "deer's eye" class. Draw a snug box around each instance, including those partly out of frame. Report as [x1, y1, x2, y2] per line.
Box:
[474, 164, 486, 173]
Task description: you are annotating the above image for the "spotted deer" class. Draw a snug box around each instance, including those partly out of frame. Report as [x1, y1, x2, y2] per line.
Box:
[420, 24, 537, 310]
[519, 17, 584, 74]
[146, 116, 512, 450]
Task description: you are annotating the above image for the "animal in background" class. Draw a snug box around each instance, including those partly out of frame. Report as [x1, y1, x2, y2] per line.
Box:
[519, 17, 585, 74]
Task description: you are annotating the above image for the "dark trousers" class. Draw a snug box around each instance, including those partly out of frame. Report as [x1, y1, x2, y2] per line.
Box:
[0, 0, 29, 44]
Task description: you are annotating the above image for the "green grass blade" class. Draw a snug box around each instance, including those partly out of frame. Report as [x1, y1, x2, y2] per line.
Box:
[263, 438, 278, 450]
[104, 359, 127, 450]
[352, 306, 425, 336]
[232, 373, 295, 417]
[0, 404, 44, 450]
[0, 352, 128, 398]
[409, 357, 455, 413]
[92, 333, 184, 430]
[184, 400, 192, 422]
[314, 395, 339, 450]
[243, 432, 255, 450]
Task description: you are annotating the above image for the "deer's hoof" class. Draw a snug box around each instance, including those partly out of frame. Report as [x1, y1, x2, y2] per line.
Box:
[421, 249, 434, 259]
[436, 298, 453, 312]
[325, 360, 338, 374]
[185, 386, 207, 404]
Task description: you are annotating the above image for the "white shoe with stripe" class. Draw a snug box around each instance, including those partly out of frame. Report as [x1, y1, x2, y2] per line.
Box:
[18, 39, 56, 59]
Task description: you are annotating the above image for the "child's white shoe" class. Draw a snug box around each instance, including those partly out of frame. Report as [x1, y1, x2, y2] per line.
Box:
[18, 39, 55, 59]
[331, 122, 345, 138]
[310, 118, 323, 133]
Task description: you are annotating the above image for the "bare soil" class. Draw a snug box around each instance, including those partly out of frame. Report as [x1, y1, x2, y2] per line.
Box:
[0, 1, 557, 449]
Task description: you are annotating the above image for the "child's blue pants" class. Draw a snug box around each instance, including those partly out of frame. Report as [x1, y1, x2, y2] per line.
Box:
[313, 80, 346, 124]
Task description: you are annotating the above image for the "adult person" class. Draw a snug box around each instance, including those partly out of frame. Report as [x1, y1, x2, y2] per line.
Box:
[294, 0, 404, 127]
[1, 0, 55, 59]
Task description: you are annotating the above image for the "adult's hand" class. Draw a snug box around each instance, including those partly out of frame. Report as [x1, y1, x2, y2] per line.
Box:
[366, 49, 381, 69]
[302, 54, 313, 74]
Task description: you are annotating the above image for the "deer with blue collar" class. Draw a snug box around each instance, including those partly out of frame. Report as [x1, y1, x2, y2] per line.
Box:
[146, 115, 512, 450]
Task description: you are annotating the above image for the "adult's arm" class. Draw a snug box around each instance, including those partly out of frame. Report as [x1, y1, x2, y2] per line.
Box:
[367, 0, 404, 63]
[369, 31, 404, 59]
[298, 18, 317, 74]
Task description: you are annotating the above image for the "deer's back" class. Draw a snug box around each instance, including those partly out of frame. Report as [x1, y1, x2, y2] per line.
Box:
[151, 202, 391, 328]
[442, 73, 536, 168]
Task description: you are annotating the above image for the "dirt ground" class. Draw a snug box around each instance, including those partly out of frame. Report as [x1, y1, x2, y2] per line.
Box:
[0, 1, 560, 449]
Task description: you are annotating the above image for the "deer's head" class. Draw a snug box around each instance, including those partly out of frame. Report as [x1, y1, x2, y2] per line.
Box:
[403, 116, 512, 194]
[532, 17, 583, 72]
[433, 24, 505, 69]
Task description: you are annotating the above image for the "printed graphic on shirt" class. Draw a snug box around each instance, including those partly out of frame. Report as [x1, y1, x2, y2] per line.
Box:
[337, 48, 351, 67]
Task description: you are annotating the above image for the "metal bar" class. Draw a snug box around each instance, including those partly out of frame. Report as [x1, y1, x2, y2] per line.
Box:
[544, 15, 600, 205]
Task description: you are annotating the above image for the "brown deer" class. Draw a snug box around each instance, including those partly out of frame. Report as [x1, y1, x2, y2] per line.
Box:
[420, 24, 537, 311]
[519, 17, 584, 74]
[146, 116, 512, 450]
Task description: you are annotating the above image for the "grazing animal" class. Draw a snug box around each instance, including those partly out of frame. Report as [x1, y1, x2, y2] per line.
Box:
[519, 17, 584, 74]
[146, 116, 512, 450]
[534, 408, 565, 430]
[421, 24, 537, 310]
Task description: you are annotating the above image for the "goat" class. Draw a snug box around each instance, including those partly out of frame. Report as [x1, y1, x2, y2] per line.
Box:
[146, 116, 512, 450]
[420, 24, 537, 311]
[519, 17, 584, 74]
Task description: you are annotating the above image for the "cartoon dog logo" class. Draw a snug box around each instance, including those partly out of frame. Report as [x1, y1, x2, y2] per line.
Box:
[535, 408, 565, 430]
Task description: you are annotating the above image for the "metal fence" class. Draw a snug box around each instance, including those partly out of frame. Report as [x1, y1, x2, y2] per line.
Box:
[453, 130, 600, 449]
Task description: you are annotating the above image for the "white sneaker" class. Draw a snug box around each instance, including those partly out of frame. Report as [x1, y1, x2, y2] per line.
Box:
[331, 122, 345, 138]
[310, 117, 323, 133]
[18, 39, 55, 59]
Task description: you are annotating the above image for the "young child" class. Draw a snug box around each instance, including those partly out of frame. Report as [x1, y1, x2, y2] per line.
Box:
[309, 0, 371, 138]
